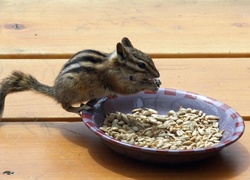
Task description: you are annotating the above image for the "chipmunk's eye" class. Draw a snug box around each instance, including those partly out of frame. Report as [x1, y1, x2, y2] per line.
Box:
[137, 62, 146, 69]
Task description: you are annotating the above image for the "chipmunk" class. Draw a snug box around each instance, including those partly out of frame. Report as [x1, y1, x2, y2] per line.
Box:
[0, 37, 161, 118]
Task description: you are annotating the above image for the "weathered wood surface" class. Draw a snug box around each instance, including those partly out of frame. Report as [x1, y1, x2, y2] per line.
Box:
[1, 58, 249, 120]
[0, 1, 250, 179]
[0, 0, 250, 58]
[0, 122, 249, 179]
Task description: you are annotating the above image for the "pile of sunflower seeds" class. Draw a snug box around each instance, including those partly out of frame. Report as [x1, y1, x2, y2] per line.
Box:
[99, 107, 224, 150]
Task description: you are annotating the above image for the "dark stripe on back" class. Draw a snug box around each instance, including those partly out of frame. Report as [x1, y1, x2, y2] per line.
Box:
[61, 66, 97, 76]
[75, 55, 104, 63]
[82, 50, 107, 57]
[63, 54, 105, 70]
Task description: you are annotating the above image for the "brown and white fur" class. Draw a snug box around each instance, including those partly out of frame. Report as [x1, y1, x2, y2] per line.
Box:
[0, 37, 161, 117]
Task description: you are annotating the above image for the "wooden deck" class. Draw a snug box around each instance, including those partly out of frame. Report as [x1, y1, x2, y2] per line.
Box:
[0, 0, 250, 179]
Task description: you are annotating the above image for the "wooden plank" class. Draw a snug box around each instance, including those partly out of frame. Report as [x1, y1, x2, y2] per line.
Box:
[0, 0, 249, 57]
[0, 59, 74, 119]
[0, 58, 249, 120]
[0, 121, 249, 179]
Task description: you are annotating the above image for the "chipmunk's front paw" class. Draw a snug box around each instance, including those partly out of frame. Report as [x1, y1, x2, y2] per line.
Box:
[79, 103, 92, 112]
[142, 78, 161, 92]
[154, 78, 161, 88]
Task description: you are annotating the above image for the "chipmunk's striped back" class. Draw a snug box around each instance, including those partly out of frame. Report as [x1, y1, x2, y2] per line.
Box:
[58, 38, 159, 82]
[59, 50, 109, 76]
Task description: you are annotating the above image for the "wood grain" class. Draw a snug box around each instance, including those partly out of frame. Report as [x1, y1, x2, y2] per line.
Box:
[0, 0, 249, 57]
[0, 1, 250, 179]
[0, 122, 249, 179]
[0, 58, 249, 120]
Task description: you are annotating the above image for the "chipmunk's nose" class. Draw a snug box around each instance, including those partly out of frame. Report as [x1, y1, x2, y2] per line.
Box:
[152, 70, 160, 78]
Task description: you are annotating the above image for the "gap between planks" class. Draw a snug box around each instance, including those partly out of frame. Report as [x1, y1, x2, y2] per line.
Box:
[1, 116, 250, 122]
[0, 53, 250, 59]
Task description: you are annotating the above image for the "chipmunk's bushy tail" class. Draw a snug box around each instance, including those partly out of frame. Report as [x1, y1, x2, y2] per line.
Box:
[0, 71, 55, 118]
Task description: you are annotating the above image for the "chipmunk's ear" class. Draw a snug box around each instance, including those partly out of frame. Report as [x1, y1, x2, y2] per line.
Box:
[116, 42, 126, 61]
[121, 37, 133, 48]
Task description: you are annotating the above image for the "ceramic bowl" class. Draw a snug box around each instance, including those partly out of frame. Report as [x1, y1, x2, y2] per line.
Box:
[82, 88, 244, 163]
